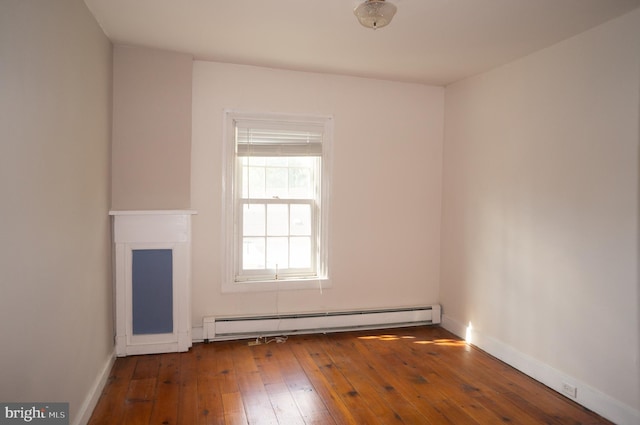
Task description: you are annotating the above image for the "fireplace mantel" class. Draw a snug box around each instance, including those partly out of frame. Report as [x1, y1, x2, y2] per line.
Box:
[110, 210, 196, 356]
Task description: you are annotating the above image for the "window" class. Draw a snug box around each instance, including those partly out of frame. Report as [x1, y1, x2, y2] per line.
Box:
[223, 111, 331, 291]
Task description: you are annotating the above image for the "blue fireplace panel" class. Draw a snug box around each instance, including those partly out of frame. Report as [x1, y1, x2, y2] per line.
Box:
[132, 249, 173, 335]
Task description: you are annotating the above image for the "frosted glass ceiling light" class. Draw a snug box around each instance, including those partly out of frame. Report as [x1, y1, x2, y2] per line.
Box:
[354, 0, 397, 30]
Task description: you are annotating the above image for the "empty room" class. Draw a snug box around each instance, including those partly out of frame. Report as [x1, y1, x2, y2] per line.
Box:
[1, 1, 639, 424]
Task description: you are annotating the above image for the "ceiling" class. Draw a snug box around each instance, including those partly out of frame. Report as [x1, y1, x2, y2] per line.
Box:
[84, 0, 640, 86]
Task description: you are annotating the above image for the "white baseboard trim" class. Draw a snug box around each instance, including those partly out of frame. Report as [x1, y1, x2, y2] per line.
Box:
[441, 315, 639, 425]
[73, 349, 116, 425]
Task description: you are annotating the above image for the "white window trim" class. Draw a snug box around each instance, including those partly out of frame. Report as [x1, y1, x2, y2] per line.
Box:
[221, 110, 332, 293]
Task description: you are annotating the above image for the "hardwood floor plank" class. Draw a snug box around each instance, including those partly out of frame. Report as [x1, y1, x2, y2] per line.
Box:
[265, 382, 306, 425]
[251, 343, 308, 424]
[415, 331, 561, 424]
[149, 353, 180, 425]
[274, 342, 336, 424]
[253, 344, 287, 386]
[231, 343, 281, 424]
[384, 331, 522, 424]
[402, 333, 562, 424]
[197, 341, 219, 375]
[121, 357, 158, 425]
[473, 351, 604, 425]
[301, 335, 389, 424]
[235, 370, 279, 424]
[321, 334, 431, 424]
[193, 343, 226, 424]
[87, 356, 136, 425]
[126, 377, 157, 402]
[132, 355, 161, 380]
[355, 331, 506, 424]
[196, 373, 225, 425]
[289, 337, 359, 425]
[177, 346, 199, 425]
[120, 400, 153, 425]
[222, 391, 248, 425]
[233, 344, 259, 374]
[88, 326, 614, 425]
[288, 386, 336, 425]
[212, 343, 241, 395]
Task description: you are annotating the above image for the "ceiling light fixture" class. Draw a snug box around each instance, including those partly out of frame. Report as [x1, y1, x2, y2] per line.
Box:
[354, 0, 397, 30]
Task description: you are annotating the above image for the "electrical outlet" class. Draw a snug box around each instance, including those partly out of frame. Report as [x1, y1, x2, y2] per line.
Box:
[561, 382, 577, 399]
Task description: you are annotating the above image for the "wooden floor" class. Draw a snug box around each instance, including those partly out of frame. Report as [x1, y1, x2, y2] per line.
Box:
[88, 326, 611, 425]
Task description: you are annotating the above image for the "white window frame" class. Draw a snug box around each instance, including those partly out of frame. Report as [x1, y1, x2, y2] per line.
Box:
[221, 110, 332, 292]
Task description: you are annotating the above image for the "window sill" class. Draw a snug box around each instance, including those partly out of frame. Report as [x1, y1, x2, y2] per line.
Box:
[221, 277, 331, 293]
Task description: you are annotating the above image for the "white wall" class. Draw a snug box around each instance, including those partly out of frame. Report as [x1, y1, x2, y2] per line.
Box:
[0, 0, 114, 423]
[191, 62, 444, 322]
[441, 8, 640, 424]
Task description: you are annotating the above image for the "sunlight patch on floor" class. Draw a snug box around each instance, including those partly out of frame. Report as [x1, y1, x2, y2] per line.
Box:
[413, 339, 466, 347]
[358, 334, 465, 346]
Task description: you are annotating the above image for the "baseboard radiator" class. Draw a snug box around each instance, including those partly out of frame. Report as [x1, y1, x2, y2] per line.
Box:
[202, 305, 441, 341]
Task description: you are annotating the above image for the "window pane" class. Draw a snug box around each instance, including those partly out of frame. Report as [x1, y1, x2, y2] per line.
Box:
[290, 237, 311, 268]
[266, 157, 288, 167]
[289, 167, 312, 198]
[266, 167, 288, 198]
[288, 157, 315, 167]
[267, 204, 288, 236]
[241, 158, 267, 199]
[266, 237, 288, 269]
[243, 237, 265, 270]
[249, 157, 266, 166]
[242, 157, 319, 199]
[246, 166, 266, 198]
[243, 204, 265, 236]
[290, 204, 311, 235]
